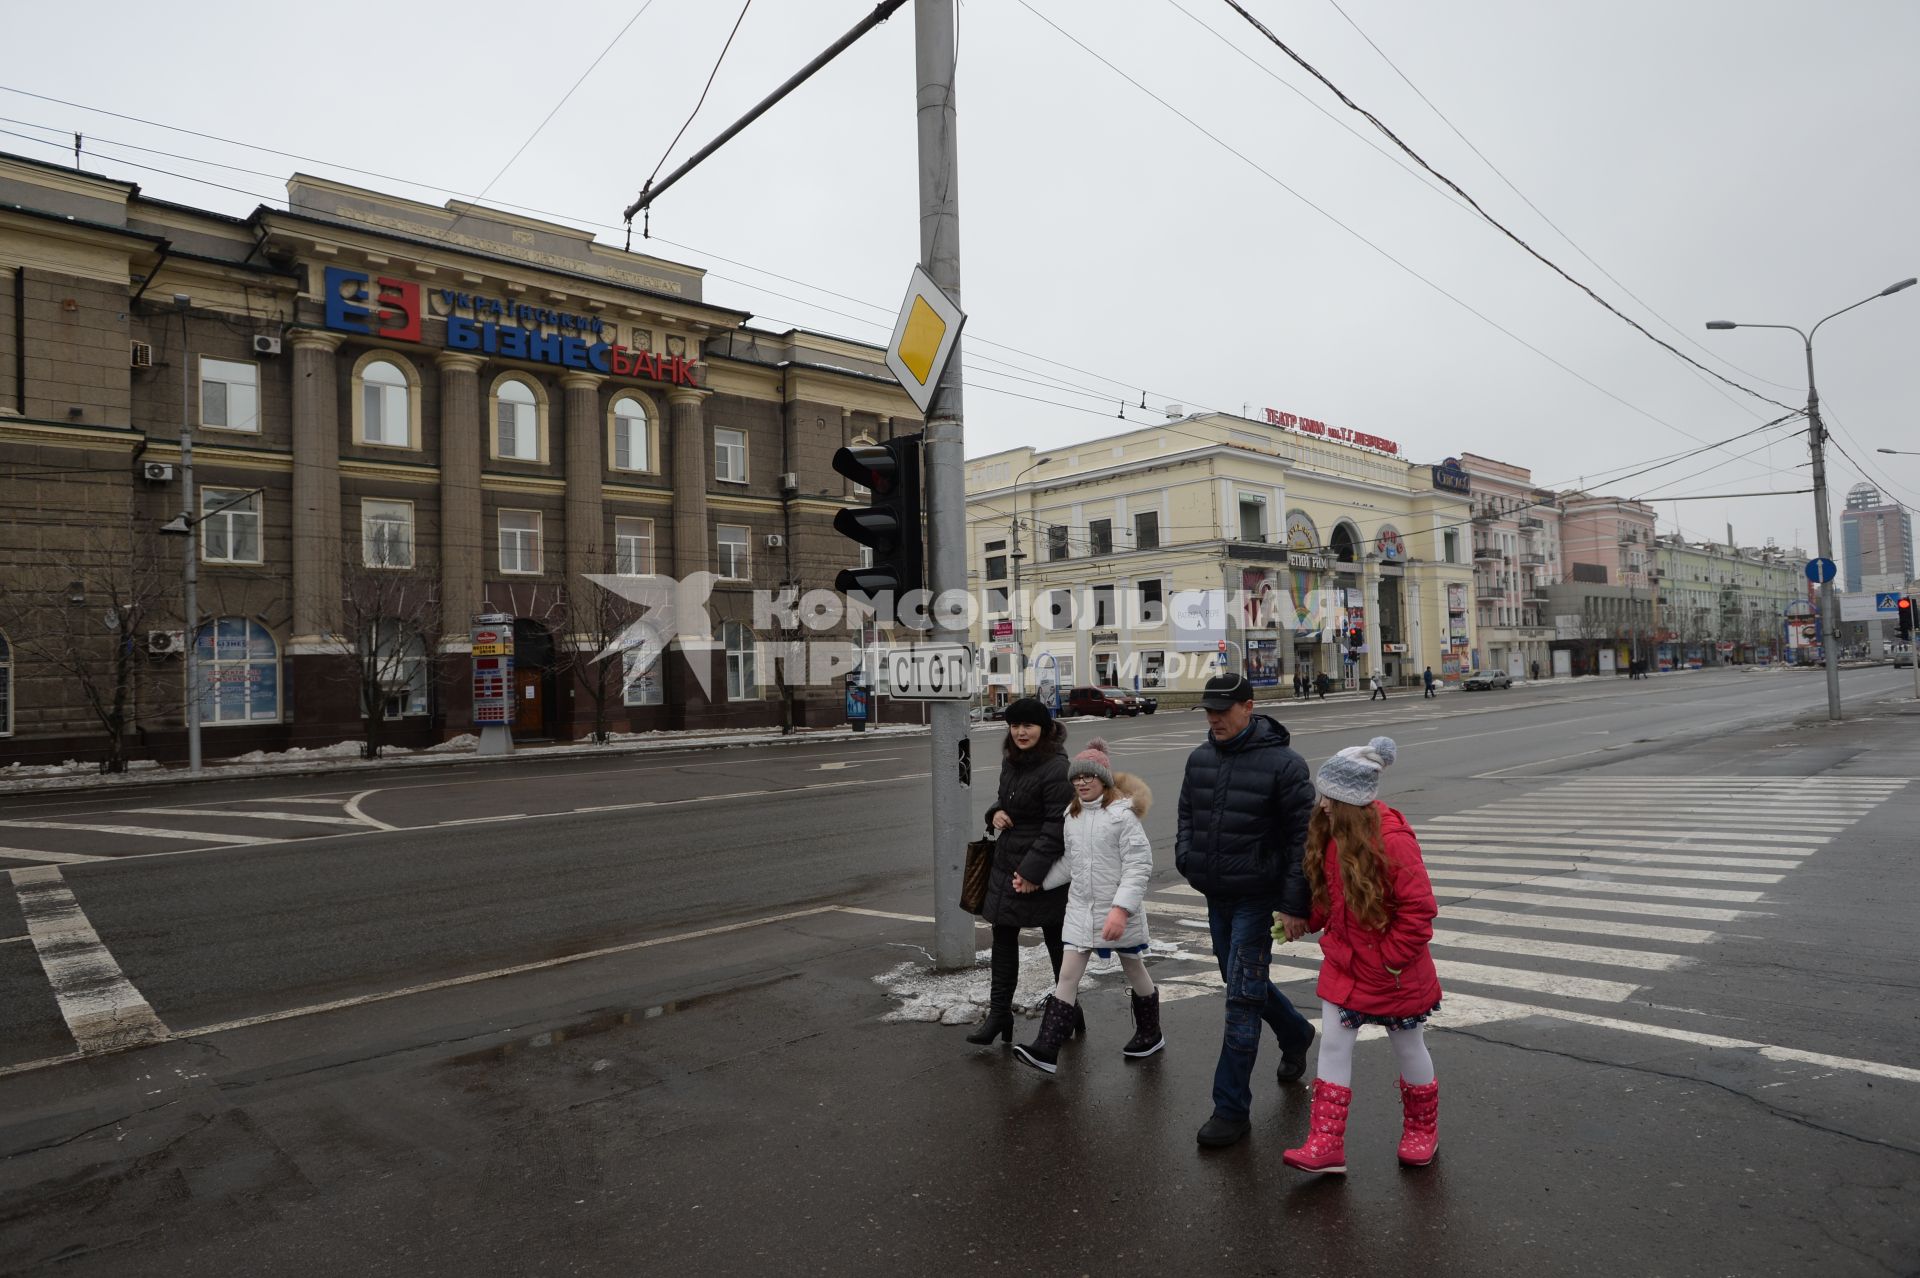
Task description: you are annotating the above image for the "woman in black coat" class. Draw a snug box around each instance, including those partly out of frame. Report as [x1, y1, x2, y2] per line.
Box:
[967, 697, 1075, 1046]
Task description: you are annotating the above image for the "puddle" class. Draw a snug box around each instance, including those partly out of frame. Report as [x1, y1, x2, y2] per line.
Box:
[442, 973, 798, 1067]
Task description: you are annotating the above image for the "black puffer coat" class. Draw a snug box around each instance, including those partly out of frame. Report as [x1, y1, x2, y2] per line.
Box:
[980, 736, 1072, 929]
[1175, 713, 1315, 913]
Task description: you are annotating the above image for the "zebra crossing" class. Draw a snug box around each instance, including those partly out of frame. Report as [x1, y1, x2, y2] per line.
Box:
[1134, 774, 1910, 1038]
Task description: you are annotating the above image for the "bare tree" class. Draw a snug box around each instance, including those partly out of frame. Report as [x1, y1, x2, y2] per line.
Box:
[318, 565, 446, 759]
[570, 550, 649, 744]
[0, 528, 173, 772]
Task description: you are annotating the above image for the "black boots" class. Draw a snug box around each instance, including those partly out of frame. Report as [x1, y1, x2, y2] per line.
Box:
[965, 1009, 1013, 1045]
[1122, 988, 1165, 1058]
[1013, 995, 1078, 1074]
[1276, 1020, 1316, 1085]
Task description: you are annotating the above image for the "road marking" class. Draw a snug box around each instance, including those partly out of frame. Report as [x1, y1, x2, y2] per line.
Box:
[1427, 872, 1764, 901]
[1427, 832, 1825, 854]
[1421, 844, 1801, 871]
[0, 820, 270, 845]
[1431, 958, 1639, 1002]
[1157, 883, 1205, 897]
[1431, 886, 1751, 919]
[1, 934, 32, 946]
[345, 789, 398, 831]
[1429, 928, 1688, 971]
[121, 807, 367, 826]
[1420, 855, 1783, 884]
[9, 866, 169, 1053]
[1435, 906, 1714, 944]
[1425, 819, 1840, 842]
[0, 846, 105, 865]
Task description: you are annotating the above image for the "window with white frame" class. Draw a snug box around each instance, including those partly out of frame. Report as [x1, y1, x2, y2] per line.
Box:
[194, 618, 280, 723]
[499, 509, 543, 574]
[0, 629, 11, 736]
[716, 524, 750, 580]
[1141, 650, 1166, 688]
[369, 620, 429, 718]
[362, 499, 415, 569]
[723, 621, 757, 700]
[1134, 510, 1160, 551]
[615, 516, 654, 575]
[1092, 584, 1116, 627]
[201, 487, 262, 564]
[714, 428, 747, 483]
[496, 379, 539, 461]
[361, 359, 411, 447]
[611, 396, 651, 472]
[1238, 495, 1267, 542]
[199, 357, 260, 433]
[622, 623, 665, 706]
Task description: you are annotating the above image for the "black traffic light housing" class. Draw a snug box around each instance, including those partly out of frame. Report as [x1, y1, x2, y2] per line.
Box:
[831, 434, 924, 608]
[1899, 596, 1915, 641]
[1347, 626, 1364, 650]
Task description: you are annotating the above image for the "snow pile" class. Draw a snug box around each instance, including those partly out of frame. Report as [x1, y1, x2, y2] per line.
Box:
[226, 741, 365, 766]
[0, 758, 162, 779]
[872, 934, 1214, 1026]
[423, 733, 480, 753]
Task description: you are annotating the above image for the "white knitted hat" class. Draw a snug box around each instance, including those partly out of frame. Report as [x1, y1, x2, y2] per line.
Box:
[1315, 736, 1398, 805]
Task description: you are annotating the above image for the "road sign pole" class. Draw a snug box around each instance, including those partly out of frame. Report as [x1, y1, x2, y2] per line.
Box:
[913, 0, 973, 971]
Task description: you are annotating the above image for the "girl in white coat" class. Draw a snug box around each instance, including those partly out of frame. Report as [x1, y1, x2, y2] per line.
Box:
[1014, 739, 1165, 1074]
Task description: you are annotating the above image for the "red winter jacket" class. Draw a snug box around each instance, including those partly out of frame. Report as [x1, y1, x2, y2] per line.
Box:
[1307, 803, 1442, 1018]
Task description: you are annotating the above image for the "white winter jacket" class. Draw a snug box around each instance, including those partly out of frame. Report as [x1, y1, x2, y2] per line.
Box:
[1059, 774, 1154, 950]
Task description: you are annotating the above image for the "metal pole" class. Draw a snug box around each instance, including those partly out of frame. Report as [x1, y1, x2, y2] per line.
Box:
[1803, 337, 1843, 722]
[179, 318, 202, 773]
[914, 0, 972, 970]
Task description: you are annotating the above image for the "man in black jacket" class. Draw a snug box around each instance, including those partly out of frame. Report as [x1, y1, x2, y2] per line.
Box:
[1177, 672, 1318, 1149]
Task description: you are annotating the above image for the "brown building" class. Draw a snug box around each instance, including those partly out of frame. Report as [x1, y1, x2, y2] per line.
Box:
[0, 151, 918, 766]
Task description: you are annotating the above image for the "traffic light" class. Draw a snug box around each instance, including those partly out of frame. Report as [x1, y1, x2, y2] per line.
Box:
[1347, 626, 1363, 651]
[831, 434, 924, 608]
[1899, 596, 1915, 641]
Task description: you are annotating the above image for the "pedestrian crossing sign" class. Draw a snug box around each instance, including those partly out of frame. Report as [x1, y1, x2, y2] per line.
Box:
[885, 264, 965, 415]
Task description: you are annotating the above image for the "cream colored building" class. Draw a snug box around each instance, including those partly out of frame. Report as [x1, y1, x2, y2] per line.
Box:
[964, 412, 1475, 703]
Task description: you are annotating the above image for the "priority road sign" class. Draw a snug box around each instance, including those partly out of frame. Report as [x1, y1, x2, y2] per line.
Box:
[884, 264, 965, 415]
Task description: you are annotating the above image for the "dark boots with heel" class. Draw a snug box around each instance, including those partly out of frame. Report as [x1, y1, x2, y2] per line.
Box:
[1122, 989, 1165, 1058]
[1013, 995, 1078, 1074]
[965, 1009, 1013, 1045]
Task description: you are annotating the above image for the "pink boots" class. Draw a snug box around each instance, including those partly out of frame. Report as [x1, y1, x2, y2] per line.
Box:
[1282, 1077, 1440, 1173]
[1281, 1079, 1352, 1173]
[1397, 1078, 1440, 1166]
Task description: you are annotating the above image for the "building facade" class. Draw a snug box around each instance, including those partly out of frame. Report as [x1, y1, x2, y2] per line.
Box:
[1652, 536, 1800, 668]
[1840, 482, 1914, 593]
[964, 412, 1474, 702]
[0, 152, 918, 765]
[1458, 453, 1561, 679]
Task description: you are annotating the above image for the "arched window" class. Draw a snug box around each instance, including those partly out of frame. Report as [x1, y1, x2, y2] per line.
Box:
[0, 629, 13, 737]
[1329, 522, 1360, 564]
[722, 621, 757, 701]
[496, 379, 539, 461]
[194, 618, 280, 723]
[360, 359, 411, 447]
[609, 395, 653, 472]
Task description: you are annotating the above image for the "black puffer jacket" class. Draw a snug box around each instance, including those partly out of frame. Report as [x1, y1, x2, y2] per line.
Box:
[980, 737, 1072, 929]
[1175, 713, 1314, 913]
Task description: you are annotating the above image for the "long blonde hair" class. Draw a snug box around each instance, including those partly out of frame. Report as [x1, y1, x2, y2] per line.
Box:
[1305, 798, 1390, 931]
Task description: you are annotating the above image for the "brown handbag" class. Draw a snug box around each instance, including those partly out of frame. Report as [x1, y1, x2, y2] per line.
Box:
[961, 838, 994, 915]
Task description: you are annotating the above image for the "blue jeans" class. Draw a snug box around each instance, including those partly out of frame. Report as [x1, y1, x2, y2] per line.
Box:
[1207, 894, 1313, 1121]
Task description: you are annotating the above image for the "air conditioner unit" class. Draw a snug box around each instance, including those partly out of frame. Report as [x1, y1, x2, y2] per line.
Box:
[764, 533, 785, 548]
[146, 630, 185, 656]
[252, 334, 282, 356]
[130, 341, 154, 369]
[141, 461, 174, 483]
[779, 472, 798, 493]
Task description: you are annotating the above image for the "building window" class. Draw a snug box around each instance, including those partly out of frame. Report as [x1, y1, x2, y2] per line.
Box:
[1141, 650, 1165, 688]
[1134, 510, 1160, 551]
[984, 554, 1007, 582]
[723, 621, 757, 701]
[199, 357, 259, 433]
[610, 395, 653, 472]
[1136, 578, 1165, 626]
[200, 487, 262, 564]
[495, 378, 540, 461]
[1095, 653, 1118, 685]
[1046, 588, 1075, 630]
[986, 586, 1009, 615]
[194, 617, 279, 724]
[1093, 584, 1116, 627]
[362, 498, 415, 569]
[1089, 518, 1113, 556]
[622, 623, 665, 706]
[1443, 530, 1460, 564]
[714, 428, 747, 483]
[1046, 524, 1070, 561]
[615, 516, 654, 575]
[499, 510, 543, 575]
[716, 523, 751, 580]
[360, 358, 413, 448]
[369, 621, 430, 718]
[1239, 496, 1267, 543]
[0, 629, 11, 736]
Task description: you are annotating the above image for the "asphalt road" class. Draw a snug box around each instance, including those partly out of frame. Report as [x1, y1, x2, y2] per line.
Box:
[2, 665, 1917, 1275]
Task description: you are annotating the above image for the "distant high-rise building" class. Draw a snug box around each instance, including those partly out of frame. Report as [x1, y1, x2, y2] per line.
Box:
[1840, 483, 1915, 592]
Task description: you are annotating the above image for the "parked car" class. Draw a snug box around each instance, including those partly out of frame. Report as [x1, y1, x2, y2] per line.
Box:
[1066, 686, 1139, 717]
[1135, 695, 1159, 715]
[1461, 670, 1513, 691]
[1895, 644, 1915, 669]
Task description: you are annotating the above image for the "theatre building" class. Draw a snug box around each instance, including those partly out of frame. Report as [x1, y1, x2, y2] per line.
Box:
[0, 151, 918, 766]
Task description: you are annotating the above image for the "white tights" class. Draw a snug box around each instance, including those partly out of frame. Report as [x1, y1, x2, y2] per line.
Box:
[1312, 999, 1435, 1088]
[1053, 949, 1155, 1003]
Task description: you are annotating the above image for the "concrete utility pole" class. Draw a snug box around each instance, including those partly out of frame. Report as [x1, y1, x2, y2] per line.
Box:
[914, 0, 973, 971]
[178, 298, 202, 775]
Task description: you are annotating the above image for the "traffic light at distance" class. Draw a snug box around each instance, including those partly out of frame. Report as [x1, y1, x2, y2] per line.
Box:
[1899, 596, 1915, 641]
[1347, 627, 1363, 649]
[830, 435, 924, 611]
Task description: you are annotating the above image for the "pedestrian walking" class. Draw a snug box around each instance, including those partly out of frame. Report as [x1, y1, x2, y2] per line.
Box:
[966, 697, 1075, 1048]
[1315, 672, 1330, 700]
[1530, 659, 1541, 683]
[1176, 673, 1318, 1148]
[1293, 671, 1306, 701]
[1421, 666, 1436, 699]
[1280, 736, 1442, 1175]
[1015, 739, 1162, 1074]
[1368, 672, 1386, 701]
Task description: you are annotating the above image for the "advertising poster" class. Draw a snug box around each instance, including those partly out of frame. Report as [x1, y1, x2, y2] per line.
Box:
[470, 615, 515, 726]
[1246, 638, 1280, 686]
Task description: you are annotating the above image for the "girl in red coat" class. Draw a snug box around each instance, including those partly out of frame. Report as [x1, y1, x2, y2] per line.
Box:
[1281, 736, 1442, 1174]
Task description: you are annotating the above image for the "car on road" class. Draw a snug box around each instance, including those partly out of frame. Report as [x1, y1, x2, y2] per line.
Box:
[1461, 670, 1513, 691]
[1895, 644, 1915, 669]
[1135, 695, 1158, 715]
[1066, 686, 1139, 717]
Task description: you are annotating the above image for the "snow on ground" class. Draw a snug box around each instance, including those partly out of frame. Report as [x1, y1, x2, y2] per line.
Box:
[873, 935, 1212, 1026]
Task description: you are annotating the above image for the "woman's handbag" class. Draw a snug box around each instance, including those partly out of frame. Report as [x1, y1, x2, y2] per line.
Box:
[961, 838, 994, 915]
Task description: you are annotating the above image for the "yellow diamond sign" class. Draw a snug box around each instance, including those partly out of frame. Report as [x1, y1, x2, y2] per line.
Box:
[885, 264, 966, 415]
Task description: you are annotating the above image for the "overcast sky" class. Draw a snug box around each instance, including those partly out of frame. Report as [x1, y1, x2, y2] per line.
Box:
[5, 1, 1916, 559]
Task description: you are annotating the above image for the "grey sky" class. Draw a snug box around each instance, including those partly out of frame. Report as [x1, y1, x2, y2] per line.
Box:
[5, 0, 1915, 554]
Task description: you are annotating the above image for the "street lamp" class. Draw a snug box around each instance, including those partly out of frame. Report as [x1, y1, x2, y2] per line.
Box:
[1705, 276, 1917, 722]
[1877, 447, 1920, 456]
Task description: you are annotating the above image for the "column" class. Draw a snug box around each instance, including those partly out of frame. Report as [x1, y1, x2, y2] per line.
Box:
[436, 352, 485, 628]
[290, 331, 343, 642]
[562, 372, 605, 583]
[1363, 557, 1383, 683]
[668, 384, 710, 583]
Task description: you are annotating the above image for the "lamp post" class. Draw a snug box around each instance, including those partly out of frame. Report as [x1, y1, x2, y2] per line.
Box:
[1007, 457, 1049, 690]
[1876, 447, 1920, 457]
[172, 295, 201, 774]
[1706, 276, 1917, 721]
